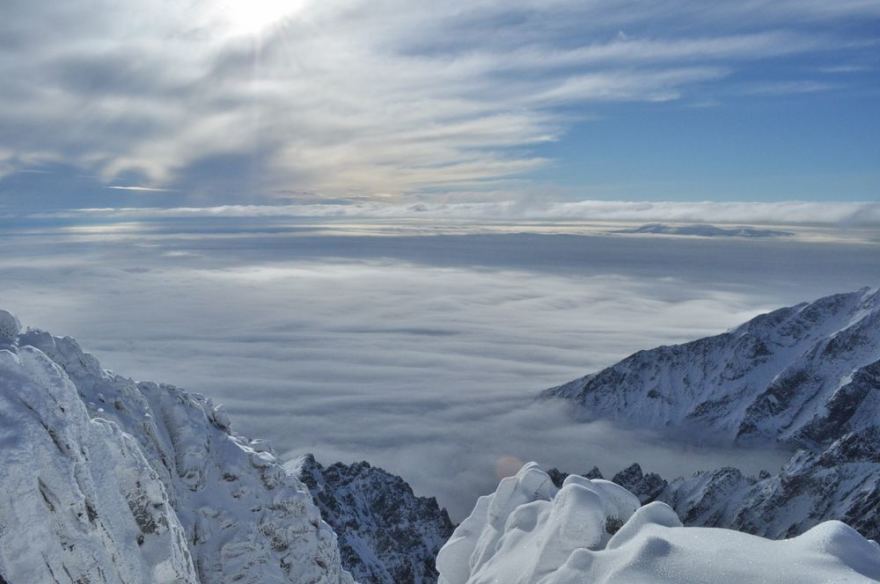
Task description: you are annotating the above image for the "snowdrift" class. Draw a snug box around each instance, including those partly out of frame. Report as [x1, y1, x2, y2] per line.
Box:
[437, 463, 880, 584]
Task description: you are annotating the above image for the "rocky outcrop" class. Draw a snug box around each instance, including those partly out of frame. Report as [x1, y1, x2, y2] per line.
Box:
[0, 310, 354, 584]
[294, 455, 455, 584]
[567, 428, 880, 541]
[545, 287, 880, 448]
[610, 463, 668, 504]
[544, 288, 880, 541]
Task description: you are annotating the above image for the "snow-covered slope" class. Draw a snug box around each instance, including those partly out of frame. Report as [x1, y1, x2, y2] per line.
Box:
[0, 310, 354, 584]
[293, 455, 455, 584]
[437, 463, 880, 584]
[544, 288, 880, 541]
[545, 287, 880, 447]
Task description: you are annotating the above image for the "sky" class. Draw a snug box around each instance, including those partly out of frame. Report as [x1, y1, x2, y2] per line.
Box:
[2, 216, 878, 517]
[1, 0, 879, 519]
[1, 0, 879, 213]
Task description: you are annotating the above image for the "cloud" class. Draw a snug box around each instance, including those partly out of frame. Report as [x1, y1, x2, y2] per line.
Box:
[740, 80, 836, 96]
[26, 199, 880, 227]
[2, 218, 877, 516]
[1, 0, 876, 202]
[107, 185, 174, 192]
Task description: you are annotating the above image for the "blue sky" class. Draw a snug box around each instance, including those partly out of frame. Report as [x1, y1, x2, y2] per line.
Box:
[0, 0, 878, 212]
[535, 90, 880, 201]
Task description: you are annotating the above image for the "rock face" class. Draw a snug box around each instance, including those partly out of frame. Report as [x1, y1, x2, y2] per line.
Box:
[0, 342, 198, 584]
[609, 464, 667, 504]
[293, 455, 455, 584]
[436, 463, 880, 584]
[634, 427, 880, 540]
[545, 287, 880, 447]
[544, 288, 880, 541]
[0, 312, 354, 584]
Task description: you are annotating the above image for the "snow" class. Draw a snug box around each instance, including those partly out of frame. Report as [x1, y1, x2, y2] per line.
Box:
[0, 316, 354, 584]
[543, 288, 880, 542]
[3, 290, 880, 584]
[438, 463, 880, 584]
[0, 345, 198, 583]
[545, 287, 880, 446]
[0, 310, 20, 343]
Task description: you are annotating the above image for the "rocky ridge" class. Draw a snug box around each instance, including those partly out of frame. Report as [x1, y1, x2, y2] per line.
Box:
[293, 455, 455, 584]
[544, 287, 880, 540]
[0, 310, 353, 584]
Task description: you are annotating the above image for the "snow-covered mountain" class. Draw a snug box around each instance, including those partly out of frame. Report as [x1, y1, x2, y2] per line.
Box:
[4, 286, 879, 584]
[0, 310, 354, 584]
[660, 426, 880, 539]
[0, 309, 459, 584]
[544, 287, 880, 540]
[437, 463, 880, 584]
[545, 287, 880, 447]
[293, 455, 455, 584]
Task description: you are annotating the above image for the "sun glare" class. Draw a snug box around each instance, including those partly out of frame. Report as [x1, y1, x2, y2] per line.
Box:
[217, 0, 307, 36]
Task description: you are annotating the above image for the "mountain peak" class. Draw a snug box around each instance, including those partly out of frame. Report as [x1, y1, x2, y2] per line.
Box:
[0, 312, 355, 584]
[545, 287, 880, 447]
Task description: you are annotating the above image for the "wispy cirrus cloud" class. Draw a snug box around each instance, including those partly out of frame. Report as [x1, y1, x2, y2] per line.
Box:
[107, 185, 174, 192]
[740, 80, 836, 96]
[0, 0, 878, 205]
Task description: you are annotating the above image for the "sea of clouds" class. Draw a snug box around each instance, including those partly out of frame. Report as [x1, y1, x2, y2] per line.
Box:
[2, 216, 878, 518]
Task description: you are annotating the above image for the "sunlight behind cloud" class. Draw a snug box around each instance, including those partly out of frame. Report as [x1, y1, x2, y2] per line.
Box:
[1, 0, 877, 205]
[214, 0, 310, 36]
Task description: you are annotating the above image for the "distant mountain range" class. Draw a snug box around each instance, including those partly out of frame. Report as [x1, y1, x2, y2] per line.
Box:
[614, 223, 794, 238]
[544, 287, 880, 540]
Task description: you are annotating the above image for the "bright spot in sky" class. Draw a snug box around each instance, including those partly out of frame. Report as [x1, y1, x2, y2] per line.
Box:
[215, 0, 307, 36]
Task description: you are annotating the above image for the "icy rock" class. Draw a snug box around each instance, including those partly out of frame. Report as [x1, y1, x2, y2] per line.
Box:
[0, 310, 20, 343]
[544, 287, 880, 541]
[0, 312, 355, 584]
[210, 403, 232, 431]
[293, 454, 456, 584]
[0, 346, 198, 584]
[545, 287, 880, 446]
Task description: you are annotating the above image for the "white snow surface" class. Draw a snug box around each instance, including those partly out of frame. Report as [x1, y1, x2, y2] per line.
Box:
[0, 312, 354, 584]
[437, 463, 880, 584]
[546, 287, 880, 446]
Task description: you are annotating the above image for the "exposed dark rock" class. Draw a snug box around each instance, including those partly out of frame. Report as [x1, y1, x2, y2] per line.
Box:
[295, 455, 455, 584]
[611, 464, 667, 504]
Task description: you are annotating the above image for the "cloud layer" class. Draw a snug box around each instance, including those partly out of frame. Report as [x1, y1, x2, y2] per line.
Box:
[1, 0, 878, 203]
[3, 218, 877, 516]
[28, 199, 880, 228]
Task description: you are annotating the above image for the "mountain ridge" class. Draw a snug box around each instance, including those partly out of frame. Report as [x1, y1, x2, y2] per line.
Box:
[544, 286, 880, 540]
[292, 454, 455, 584]
[545, 286, 880, 447]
